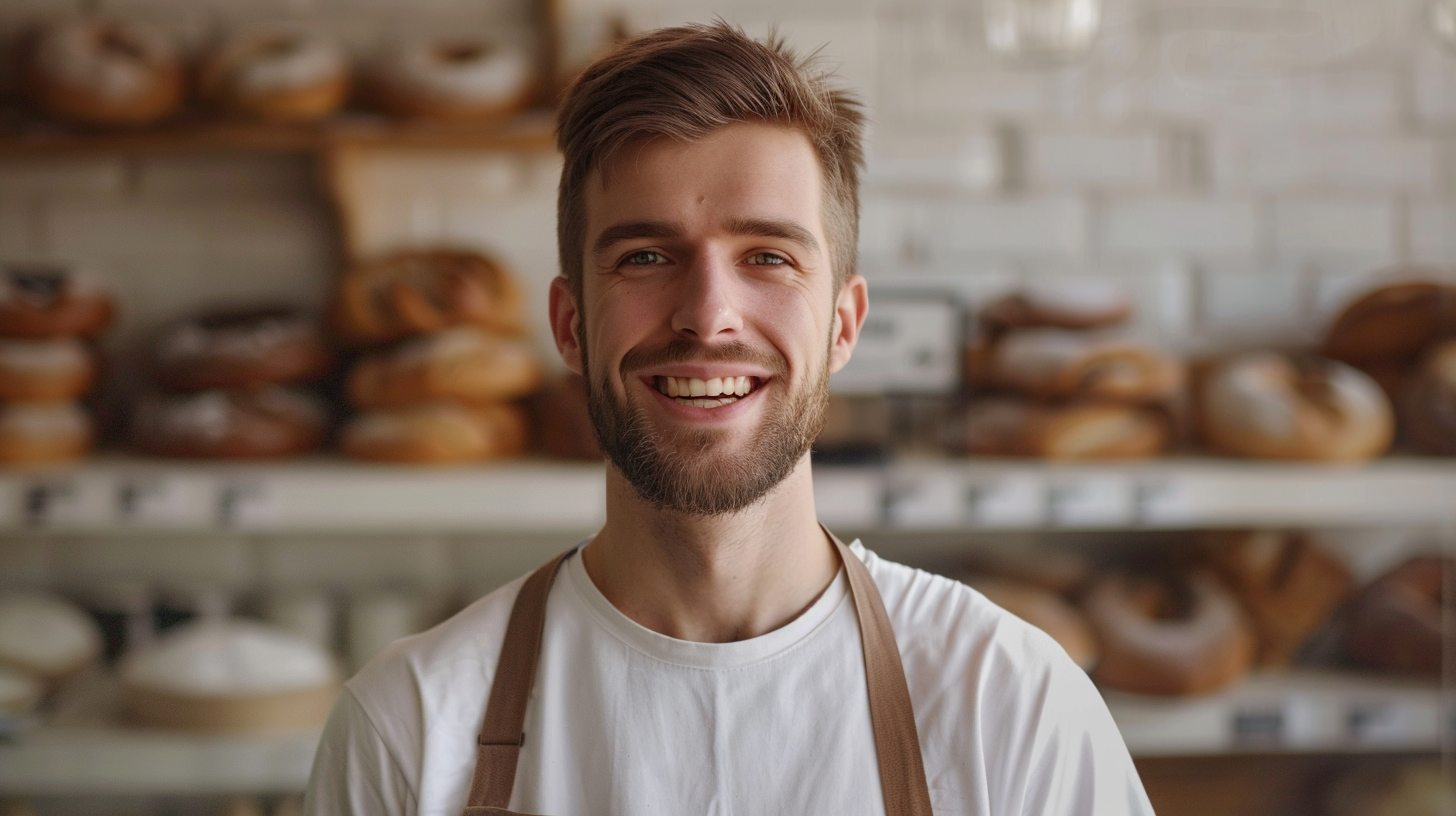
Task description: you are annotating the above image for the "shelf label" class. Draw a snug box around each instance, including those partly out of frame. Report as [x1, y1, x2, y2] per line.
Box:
[218, 481, 279, 528]
[1050, 476, 1135, 527]
[1136, 479, 1196, 525]
[117, 475, 197, 526]
[970, 475, 1047, 527]
[1231, 705, 1285, 748]
[22, 477, 111, 528]
[829, 296, 960, 395]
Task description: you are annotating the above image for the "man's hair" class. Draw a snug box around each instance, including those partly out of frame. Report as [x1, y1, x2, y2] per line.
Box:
[555, 21, 866, 300]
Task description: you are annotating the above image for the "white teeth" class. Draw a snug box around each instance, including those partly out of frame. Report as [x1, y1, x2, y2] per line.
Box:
[655, 375, 759, 402]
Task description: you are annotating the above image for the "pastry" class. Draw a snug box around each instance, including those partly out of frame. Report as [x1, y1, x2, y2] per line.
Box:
[152, 307, 332, 392]
[367, 37, 534, 121]
[119, 618, 339, 733]
[980, 280, 1132, 333]
[0, 338, 96, 402]
[23, 19, 183, 128]
[1084, 572, 1255, 696]
[0, 590, 103, 685]
[197, 30, 350, 122]
[1204, 530, 1352, 666]
[348, 327, 540, 409]
[340, 401, 527, 464]
[1322, 280, 1456, 367]
[979, 329, 1183, 403]
[132, 388, 326, 459]
[1400, 339, 1456, 454]
[1197, 352, 1393, 461]
[967, 577, 1099, 670]
[332, 250, 525, 345]
[962, 398, 1169, 460]
[1346, 556, 1450, 676]
[0, 264, 114, 340]
[0, 402, 93, 466]
[529, 373, 602, 460]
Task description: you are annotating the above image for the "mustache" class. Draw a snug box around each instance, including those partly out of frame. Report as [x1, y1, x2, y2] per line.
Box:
[620, 339, 789, 381]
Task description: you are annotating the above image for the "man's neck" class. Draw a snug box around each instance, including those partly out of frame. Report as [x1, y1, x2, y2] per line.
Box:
[579, 455, 839, 643]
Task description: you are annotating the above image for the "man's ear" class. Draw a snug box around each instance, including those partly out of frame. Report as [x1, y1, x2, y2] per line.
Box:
[828, 273, 868, 374]
[548, 276, 584, 375]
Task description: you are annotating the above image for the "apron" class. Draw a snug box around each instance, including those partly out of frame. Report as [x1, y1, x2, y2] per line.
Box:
[460, 528, 935, 816]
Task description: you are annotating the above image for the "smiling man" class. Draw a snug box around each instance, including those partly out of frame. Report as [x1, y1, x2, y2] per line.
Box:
[305, 23, 1152, 816]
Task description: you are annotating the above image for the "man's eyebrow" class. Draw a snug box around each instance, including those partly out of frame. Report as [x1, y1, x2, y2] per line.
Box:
[727, 217, 820, 252]
[591, 220, 685, 254]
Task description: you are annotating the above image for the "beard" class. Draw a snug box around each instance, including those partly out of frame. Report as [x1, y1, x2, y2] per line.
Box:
[583, 336, 830, 517]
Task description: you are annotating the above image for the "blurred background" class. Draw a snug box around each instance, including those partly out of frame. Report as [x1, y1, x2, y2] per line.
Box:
[0, 0, 1452, 813]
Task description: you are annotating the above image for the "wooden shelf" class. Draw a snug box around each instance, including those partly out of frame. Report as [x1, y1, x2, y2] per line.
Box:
[0, 110, 558, 157]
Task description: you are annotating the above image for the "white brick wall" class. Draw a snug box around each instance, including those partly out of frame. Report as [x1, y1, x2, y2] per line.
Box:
[0, 0, 1448, 367]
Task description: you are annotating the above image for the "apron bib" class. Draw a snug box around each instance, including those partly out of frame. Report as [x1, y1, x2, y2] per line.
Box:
[461, 528, 935, 816]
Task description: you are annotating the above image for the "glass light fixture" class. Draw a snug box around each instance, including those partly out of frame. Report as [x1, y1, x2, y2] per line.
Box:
[984, 0, 1103, 61]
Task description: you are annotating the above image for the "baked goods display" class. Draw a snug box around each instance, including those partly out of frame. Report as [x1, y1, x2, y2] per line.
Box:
[366, 37, 536, 121]
[151, 307, 333, 393]
[1196, 352, 1393, 461]
[962, 398, 1170, 460]
[332, 248, 538, 464]
[341, 401, 527, 463]
[1203, 531, 1352, 667]
[0, 265, 111, 467]
[967, 577, 1099, 670]
[529, 373, 602, 460]
[118, 618, 339, 732]
[197, 30, 350, 122]
[1345, 556, 1450, 676]
[348, 327, 540, 409]
[331, 250, 525, 346]
[132, 388, 327, 459]
[1083, 572, 1255, 696]
[0, 590, 103, 687]
[1399, 339, 1456, 454]
[22, 19, 184, 128]
[961, 283, 1180, 461]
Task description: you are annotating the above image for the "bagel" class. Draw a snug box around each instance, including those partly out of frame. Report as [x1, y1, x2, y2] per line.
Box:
[197, 30, 350, 122]
[367, 37, 534, 121]
[152, 307, 332, 392]
[0, 265, 114, 340]
[132, 388, 327, 459]
[348, 327, 540, 409]
[332, 250, 525, 346]
[1084, 572, 1255, 696]
[1197, 352, 1393, 461]
[24, 19, 183, 127]
[963, 398, 1169, 460]
[340, 401, 526, 464]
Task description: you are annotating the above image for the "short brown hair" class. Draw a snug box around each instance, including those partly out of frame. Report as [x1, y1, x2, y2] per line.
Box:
[555, 22, 866, 299]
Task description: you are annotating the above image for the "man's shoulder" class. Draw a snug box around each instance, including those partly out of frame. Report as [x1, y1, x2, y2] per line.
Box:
[344, 569, 531, 720]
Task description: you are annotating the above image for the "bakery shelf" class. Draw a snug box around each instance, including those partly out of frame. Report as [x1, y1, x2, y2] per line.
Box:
[0, 674, 321, 797]
[0, 110, 557, 157]
[1, 456, 1453, 534]
[1109, 671, 1451, 757]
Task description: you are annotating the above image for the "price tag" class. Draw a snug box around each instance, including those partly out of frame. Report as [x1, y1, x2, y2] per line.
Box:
[217, 481, 279, 528]
[117, 475, 199, 526]
[970, 474, 1047, 527]
[1136, 479, 1195, 525]
[1050, 476, 1135, 527]
[1231, 705, 1285, 748]
[21, 477, 112, 528]
[829, 295, 961, 395]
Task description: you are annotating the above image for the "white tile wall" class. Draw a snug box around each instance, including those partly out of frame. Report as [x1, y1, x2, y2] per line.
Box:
[1272, 198, 1400, 258]
[1102, 197, 1260, 254]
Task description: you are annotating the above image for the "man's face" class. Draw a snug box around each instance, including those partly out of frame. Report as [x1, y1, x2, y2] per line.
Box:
[550, 122, 866, 516]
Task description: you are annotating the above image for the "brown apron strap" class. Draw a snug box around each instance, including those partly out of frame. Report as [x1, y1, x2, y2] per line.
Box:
[465, 549, 573, 810]
[463, 529, 934, 816]
[823, 526, 935, 816]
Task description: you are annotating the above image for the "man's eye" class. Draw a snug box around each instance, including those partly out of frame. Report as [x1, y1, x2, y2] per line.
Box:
[623, 250, 666, 266]
[747, 252, 787, 266]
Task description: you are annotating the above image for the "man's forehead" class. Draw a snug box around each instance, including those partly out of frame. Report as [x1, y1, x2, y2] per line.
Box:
[586, 123, 823, 196]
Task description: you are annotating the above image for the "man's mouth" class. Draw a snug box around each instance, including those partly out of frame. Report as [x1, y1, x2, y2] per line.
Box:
[652, 375, 761, 408]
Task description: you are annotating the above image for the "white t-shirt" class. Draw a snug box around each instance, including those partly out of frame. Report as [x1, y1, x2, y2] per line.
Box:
[304, 541, 1153, 816]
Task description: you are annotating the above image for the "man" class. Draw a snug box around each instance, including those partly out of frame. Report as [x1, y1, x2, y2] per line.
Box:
[305, 22, 1153, 816]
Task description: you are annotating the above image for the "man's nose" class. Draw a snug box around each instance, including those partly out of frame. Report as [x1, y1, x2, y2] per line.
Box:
[670, 251, 744, 339]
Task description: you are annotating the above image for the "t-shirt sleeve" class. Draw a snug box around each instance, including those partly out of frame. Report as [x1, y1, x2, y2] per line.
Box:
[303, 687, 418, 816]
[1019, 660, 1155, 816]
